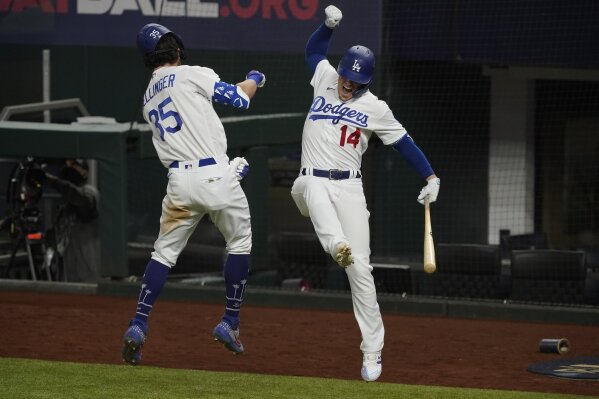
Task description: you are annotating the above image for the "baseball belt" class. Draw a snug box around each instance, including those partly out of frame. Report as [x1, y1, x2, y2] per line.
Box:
[301, 168, 361, 180]
[169, 158, 217, 169]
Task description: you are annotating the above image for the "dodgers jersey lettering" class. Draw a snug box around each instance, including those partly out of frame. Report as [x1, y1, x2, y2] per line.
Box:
[142, 65, 227, 168]
[302, 59, 408, 171]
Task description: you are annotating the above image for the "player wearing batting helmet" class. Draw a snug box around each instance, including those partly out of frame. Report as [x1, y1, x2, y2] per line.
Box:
[290, 5, 441, 382]
[121, 23, 265, 366]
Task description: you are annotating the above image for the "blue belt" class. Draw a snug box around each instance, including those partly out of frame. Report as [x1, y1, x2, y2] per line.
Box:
[302, 168, 361, 180]
[169, 158, 216, 169]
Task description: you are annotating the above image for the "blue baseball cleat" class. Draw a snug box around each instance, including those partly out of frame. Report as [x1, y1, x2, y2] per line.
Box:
[122, 321, 147, 365]
[212, 321, 244, 354]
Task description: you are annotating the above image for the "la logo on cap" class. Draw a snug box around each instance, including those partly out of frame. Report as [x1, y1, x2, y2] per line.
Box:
[352, 60, 361, 72]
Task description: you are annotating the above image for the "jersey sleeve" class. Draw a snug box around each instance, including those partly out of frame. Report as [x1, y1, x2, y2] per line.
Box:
[187, 66, 221, 98]
[372, 101, 408, 145]
[310, 59, 338, 93]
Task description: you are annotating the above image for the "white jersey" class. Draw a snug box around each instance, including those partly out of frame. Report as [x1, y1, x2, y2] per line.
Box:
[301, 60, 407, 171]
[142, 65, 227, 168]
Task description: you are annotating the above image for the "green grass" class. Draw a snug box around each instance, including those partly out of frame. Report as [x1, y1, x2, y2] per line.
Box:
[0, 357, 595, 399]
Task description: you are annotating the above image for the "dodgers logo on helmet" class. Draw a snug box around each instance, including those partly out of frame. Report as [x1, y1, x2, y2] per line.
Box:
[337, 45, 375, 85]
[136, 23, 184, 56]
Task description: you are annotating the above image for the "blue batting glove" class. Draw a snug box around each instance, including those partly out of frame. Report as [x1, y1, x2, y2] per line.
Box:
[246, 70, 266, 88]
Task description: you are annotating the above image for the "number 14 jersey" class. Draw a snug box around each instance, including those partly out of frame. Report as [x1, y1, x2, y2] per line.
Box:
[301, 59, 408, 171]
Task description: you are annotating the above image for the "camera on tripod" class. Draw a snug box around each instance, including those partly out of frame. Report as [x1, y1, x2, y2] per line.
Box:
[6, 157, 45, 233]
[1, 157, 51, 280]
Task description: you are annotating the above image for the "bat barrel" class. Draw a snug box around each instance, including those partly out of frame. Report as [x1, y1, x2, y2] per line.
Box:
[423, 198, 436, 273]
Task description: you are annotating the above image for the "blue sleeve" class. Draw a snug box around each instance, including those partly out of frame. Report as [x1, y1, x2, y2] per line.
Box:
[212, 81, 249, 110]
[305, 23, 333, 74]
[392, 135, 435, 179]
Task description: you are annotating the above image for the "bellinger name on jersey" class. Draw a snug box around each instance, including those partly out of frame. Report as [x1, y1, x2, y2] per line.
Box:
[143, 73, 176, 106]
[308, 96, 369, 127]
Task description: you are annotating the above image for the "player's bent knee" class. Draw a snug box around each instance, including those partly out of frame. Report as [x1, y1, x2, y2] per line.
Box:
[291, 192, 310, 217]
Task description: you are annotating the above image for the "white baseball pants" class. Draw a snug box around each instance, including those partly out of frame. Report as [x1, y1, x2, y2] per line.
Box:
[152, 157, 252, 268]
[291, 175, 384, 353]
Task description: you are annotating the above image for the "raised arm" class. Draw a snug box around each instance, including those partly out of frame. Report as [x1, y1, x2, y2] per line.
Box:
[305, 5, 342, 74]
[212, 70, 266, 110]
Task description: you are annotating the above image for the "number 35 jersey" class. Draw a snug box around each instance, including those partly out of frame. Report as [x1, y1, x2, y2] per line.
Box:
[142, 65, 227, 168]
[301, 60, 408, 171]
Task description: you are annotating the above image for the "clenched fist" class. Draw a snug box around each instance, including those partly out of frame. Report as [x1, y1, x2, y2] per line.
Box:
[246, 70, 266, 88]
[325, 5, 342, 29]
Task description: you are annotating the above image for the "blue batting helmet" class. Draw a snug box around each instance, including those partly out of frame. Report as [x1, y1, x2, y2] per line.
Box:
[337, 45, 375, 86]
[136, 23, 184, 56]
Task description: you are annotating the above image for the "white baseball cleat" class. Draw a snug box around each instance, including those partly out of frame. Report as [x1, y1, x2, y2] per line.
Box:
[361, 352, 382, 382]
[334, 243, 354, 268]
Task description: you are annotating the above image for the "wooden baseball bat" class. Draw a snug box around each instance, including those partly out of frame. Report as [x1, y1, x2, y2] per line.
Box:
[424, 197, 436, 274]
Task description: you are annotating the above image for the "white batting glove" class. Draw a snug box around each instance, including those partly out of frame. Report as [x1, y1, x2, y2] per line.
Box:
[324, 5, 342, 29]
[417, 177, 440, 205]
[231, 157, 249, 181]
[246, 70, 266, 88]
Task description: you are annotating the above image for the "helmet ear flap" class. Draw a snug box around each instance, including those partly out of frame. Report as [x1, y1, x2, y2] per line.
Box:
[352, 79, 373, 99]
[336, 45, 375, 96]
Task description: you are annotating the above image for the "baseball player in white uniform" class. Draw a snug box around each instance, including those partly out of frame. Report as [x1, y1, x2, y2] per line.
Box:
[122, 23, 265, 365]
[291, 6, 440, 381]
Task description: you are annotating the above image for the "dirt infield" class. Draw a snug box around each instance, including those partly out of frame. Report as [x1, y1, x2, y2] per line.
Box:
[1, 290, 598, 396]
